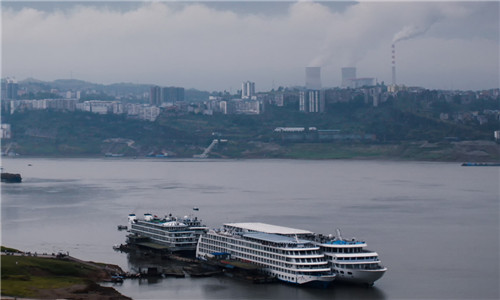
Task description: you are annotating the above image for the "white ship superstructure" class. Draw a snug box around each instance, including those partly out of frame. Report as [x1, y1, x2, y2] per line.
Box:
[196, 223, 335, 287]
[315, 229, 386, 286]
[127, 213, 207, 252]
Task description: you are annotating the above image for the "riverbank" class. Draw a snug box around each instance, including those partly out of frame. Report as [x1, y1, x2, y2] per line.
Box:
[272, 140, 500, 161]
[1, 247, 131, 300]
[4, 140, 498, 162]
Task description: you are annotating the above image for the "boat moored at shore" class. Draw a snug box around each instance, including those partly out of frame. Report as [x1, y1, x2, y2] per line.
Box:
[1, 172, 22, 183]
[313, 229, 386, 286]
[196, 223, 336, 287]
[127, 213, 208, 253]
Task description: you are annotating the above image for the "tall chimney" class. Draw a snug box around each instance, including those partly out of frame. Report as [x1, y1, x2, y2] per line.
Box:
[391, 44, 396, 85]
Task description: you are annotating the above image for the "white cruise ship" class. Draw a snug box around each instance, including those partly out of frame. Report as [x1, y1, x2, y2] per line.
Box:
[196, 223, 336, 287]
[314, 229, 387, 286]
[127, 213, 207, 253]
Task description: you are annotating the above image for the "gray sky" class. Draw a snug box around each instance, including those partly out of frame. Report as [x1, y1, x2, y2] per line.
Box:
[2, 1, 499, 91]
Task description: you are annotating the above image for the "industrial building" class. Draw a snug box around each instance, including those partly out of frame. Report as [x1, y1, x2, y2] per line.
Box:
[341, 67, 356, 88]
[305, 67, 321, 90]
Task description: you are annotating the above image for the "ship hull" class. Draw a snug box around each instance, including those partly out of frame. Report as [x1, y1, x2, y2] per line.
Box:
[268, 269, 335, 287]
[333, 267, 386, 285]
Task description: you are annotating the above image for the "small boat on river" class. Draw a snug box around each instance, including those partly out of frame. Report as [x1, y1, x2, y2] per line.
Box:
[461, 162, 500, 167]
[1, 172, 22, 183]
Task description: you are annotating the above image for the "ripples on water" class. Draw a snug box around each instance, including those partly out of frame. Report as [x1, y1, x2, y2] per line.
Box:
[1, 158, 498, 299]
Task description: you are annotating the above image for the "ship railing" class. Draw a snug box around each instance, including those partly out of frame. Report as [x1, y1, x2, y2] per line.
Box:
[336, 257, 380, 262]
[358, 264, 386, 270]
[320, 239, 366, 245]
[294, 264, 330, 271]
[276, 243, 318, 250]
[297, 270, 335, 276]
[339, 263, 386, 270]
[285, 254, 324, 260]
[373, 263, 386, 269]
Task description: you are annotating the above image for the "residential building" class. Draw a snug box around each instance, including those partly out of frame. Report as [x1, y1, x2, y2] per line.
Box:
[141, 106, 161, 121]
[161, 86, 185, 103]
[1, 124, 12, 139]
[274, 93, 284, 106]
[299, 90, 325, 113]
[150, 86, 162, 106]
[1, 78, 18, 100]
[242, 81, 255, 99]
[79, 100, 118, 114]
[220, 101, 228, 114]
[233, 99, 260, 114]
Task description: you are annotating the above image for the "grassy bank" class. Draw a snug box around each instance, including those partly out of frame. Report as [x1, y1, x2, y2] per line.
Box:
[2, 256, 95, 298]
[210, 140, 499, 162]
[1, 248, 129, 299]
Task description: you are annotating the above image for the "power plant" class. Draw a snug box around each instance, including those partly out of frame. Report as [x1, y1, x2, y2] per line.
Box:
[305, 67, 321, 90]
[341, 67, 356, 88]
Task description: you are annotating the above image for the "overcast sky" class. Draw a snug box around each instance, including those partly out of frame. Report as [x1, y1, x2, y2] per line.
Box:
[2, 1, 499, 92]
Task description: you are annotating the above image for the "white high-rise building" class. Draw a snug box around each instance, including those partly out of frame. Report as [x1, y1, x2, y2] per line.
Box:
[242, 81, 255, 99]
[299, 90, 325, 113]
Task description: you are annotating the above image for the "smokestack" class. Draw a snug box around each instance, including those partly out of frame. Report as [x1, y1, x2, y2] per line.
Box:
[305, 67, 321, 90]
[391, 44, 396, 85]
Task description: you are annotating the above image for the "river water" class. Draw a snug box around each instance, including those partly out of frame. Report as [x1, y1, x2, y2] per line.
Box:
[1, 158, 498, 299]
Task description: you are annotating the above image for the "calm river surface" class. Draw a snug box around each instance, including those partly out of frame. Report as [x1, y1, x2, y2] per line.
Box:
[1, 158, 499, 299]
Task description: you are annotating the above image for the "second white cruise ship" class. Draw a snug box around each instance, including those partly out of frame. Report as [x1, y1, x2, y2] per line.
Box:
[127, 213, 207, 253]
[314, 229, 387, 286]
[196, 223, 336, 287]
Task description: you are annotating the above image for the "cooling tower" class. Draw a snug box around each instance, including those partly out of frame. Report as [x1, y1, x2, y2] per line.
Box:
[305, 67, 321, 90]
[341, 67, 356, 88]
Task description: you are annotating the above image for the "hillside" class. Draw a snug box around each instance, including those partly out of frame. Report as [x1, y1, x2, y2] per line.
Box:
[1, 98, 498, 161]
[1, 247, 130, 299]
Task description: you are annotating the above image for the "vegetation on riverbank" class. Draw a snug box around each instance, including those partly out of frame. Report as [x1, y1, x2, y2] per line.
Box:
[1, 93, 498, 161]
[1, 247, 130, 299]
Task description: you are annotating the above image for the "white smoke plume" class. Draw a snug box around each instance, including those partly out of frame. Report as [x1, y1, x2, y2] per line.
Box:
[392, 11, 442, 44]
[392, 24, 431, 44]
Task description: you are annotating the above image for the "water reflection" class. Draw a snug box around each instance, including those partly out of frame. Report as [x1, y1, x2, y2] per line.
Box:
[116, 249, 386, 300]
[2, 158, 498, 299]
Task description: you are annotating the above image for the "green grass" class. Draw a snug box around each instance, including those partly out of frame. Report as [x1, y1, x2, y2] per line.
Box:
[1, 275, 84, 298]
[0, 246, 22, 253]
[1, 255, 99, 298]
[283, 143, 391, 159]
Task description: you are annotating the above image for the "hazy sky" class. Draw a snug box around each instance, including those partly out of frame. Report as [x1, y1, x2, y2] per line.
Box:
[2, 1, 499, 92]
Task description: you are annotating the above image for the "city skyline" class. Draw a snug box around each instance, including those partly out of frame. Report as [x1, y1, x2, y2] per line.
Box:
[2, 1, 499, 92]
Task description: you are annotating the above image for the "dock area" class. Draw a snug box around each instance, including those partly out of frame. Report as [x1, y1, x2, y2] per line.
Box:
[114, 242, 276, 283]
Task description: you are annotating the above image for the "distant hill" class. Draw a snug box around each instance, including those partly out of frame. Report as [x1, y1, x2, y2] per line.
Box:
[16, 78, 211, 102]
[1, 97, 498, 161]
